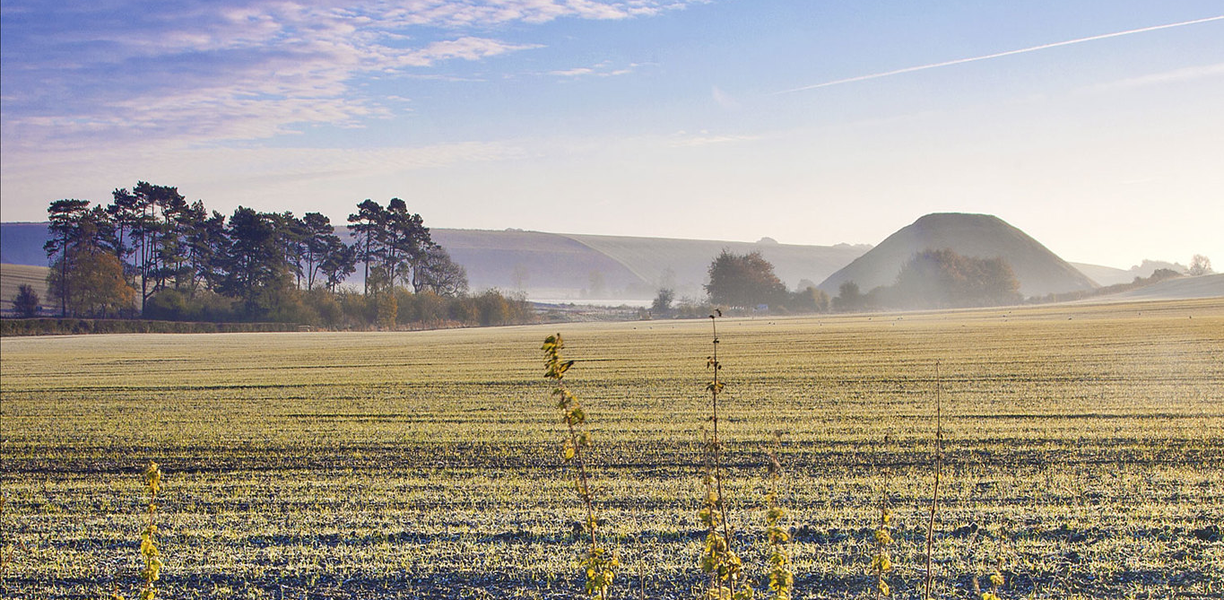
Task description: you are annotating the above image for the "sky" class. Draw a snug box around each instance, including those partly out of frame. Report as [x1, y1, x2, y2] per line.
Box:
[2, 0, 1222, 269]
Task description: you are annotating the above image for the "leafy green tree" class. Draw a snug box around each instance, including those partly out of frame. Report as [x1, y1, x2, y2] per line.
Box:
[301, 213, 345, 290]
[106, 187, 142, 269]
[348, 199, 386, 295]
[124, 181, 189, 304]
[220, 207, 292, 318]
[651, 288, 674, 315]
[320, 239, 357, 293]
[44, 199, 93, 315]
[270, 211, 308, 288]
[183, 204, 228, 292]
[383, 197, 434, 289]
[705, 250, 787, 309]
[833, 281, 864, 312]
[13, 284, 41, 318]
[787, 286, 830, 313]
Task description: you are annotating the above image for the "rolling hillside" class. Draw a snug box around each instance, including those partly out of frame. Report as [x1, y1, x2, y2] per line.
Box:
[2, 222, 869, 302]
[1095, 273, 1224, 301]
[818, 213, 1099, 298]
[560, 234, 869, 299]
[0, 263, 50, 315]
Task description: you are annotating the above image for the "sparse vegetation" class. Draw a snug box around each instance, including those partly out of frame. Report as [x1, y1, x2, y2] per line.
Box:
[697, 312, 751, 599]
[763, 437, 793, 600]
[652, 288, 675, 316]
[1, 299, 1221, 598]
[542, 334, 617, 598]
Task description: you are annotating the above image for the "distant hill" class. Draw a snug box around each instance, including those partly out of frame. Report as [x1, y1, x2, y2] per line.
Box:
[818, 213, 1098, 298]
[1071, 260, 1191, 287]
[0, 223, 50, 266]
[1094, 273, 1224, 301]
[1071, 263, 1129, 287]
[0, 263, 50, 315]
[560, 233, 869, 300]
[1, 222, 870, 302]
[430, 229, 648, 298]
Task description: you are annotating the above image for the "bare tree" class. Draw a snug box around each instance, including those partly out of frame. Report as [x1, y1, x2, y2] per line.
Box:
[1189, 254, 1213, 276]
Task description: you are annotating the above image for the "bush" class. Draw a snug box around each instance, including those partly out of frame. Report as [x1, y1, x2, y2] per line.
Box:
[303, 289, 342, 327]
[144, 289, 190, 321]
[13, 284, 42, 318]
[787, 286, 830, 313]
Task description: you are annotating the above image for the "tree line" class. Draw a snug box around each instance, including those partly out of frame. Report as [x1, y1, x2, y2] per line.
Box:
[38, 183, 530, 328]
[832, 249, 1022, 311]
[692, 247, 1024, 315]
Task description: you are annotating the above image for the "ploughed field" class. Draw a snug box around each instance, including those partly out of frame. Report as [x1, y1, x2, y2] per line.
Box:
[1, 299, 1222, 599]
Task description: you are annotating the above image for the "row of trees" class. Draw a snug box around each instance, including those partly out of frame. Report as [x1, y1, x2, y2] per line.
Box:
[40, 184, 496, 327]
[696, 248, 1023, 315]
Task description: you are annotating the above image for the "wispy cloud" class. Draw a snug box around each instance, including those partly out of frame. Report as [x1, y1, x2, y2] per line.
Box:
[397, 37, 542, 67]
[0, 0, 698, 152]
[775, 15, 1224, 94]
[1084, 62, 1224, 93]
[549, 60, 641, 78]
[665, 130, 762, 148]
[711, 86, 740, 110]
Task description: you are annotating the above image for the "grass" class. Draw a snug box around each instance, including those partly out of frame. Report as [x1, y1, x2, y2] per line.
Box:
[0, 298, 1222, 598]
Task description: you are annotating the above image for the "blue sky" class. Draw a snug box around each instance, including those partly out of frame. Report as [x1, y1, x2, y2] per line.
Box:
[2, 0, 1221, 268]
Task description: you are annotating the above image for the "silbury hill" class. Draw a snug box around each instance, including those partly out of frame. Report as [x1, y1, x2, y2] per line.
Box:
[818, 213, 1100, 298]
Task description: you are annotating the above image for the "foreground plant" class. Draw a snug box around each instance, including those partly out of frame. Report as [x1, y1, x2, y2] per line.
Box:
[698, 312, 751, 600]
[763, 439, 793, 600]
[975, 570, 1005, 600]
[112, 462, 163, 600]
[870, 503, 893, 599]
[924, 360, 944, 600]
[543, 333, 617, 599]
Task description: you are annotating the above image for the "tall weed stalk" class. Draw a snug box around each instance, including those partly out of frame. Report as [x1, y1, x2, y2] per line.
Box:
[871, 502, 894, 599]
[698, 312, 750, 600]
[111, 461, 163, 600]
[542, 334, 617, 598]
[924, 360, 944, 599]
[763, 436, 793, 599]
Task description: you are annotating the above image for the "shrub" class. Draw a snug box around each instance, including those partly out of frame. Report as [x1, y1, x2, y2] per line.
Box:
[12, 284, 41, 318]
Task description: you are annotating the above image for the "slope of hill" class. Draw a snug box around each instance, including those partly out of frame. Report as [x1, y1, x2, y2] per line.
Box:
[0, 263, 50, 315]
[1072, 261, 1192, 286]
[429, 229, 646, 298]
[818, 213, 1098, 298]
[560, 234, 869, 299]
[1094, 273, 1224, 301]
[1071, 263, 1129, 287]
[1, 222, 870, 302]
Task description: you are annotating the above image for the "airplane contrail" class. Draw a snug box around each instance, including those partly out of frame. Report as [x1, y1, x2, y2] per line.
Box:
[775, 15, 1224, 94]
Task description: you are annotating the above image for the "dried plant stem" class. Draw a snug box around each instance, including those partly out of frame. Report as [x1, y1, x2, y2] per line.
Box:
[925, 360, 943, 600]
[542, 334, 616, 599]
[709, 315, 733, 551]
